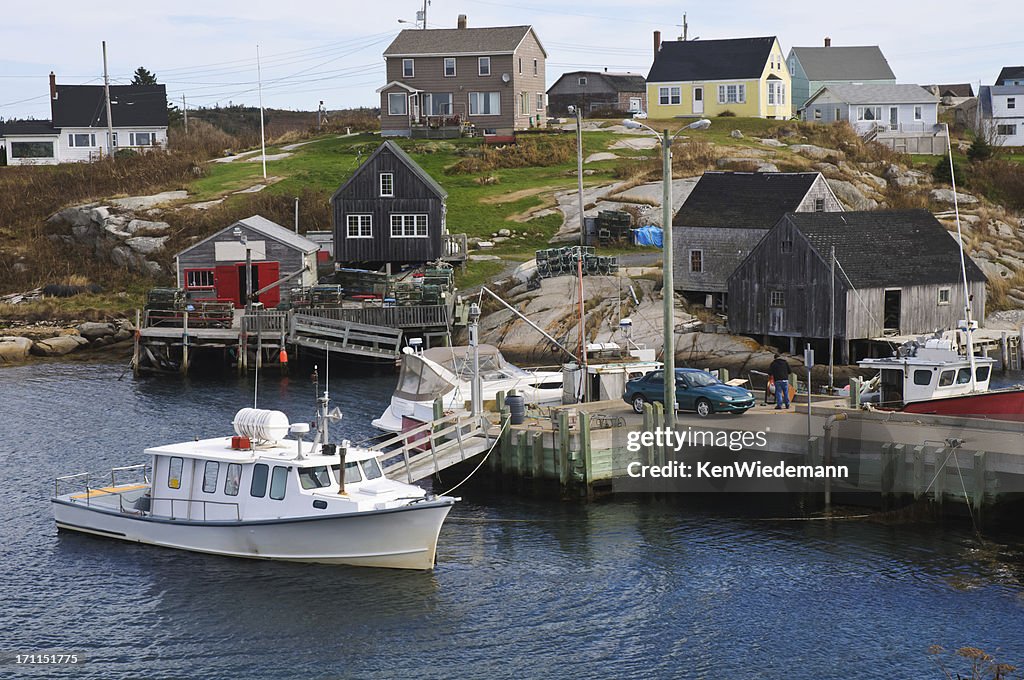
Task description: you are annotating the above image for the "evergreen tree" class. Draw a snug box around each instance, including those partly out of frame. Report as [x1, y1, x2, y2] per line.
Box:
[967, 136, 993, 162]
[131, 67, 158, 85]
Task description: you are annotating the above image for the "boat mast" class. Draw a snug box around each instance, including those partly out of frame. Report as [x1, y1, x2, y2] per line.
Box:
[944, 123, 978, 392]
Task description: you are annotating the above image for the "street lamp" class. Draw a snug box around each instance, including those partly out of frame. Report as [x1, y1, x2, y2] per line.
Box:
[567, 105, 585, 246]
[233, 225, 252, 314]
[621, 117, 711, 428]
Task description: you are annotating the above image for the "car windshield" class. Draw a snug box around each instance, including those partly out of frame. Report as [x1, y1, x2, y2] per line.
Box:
[682, 371, 720, 388]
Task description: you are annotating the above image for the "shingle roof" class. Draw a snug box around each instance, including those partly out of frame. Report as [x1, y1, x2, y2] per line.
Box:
[546, 71, 645, 95]
[0, 119, 58, 136]
[996, 66, 1024, 84]
[673, 172, 823, 229]
[790, 46, 895, 81]
[330, 140, 446, 204]
[52, 84, 168, 128]
[384, 26, 543, 57]
[785, 210, 986, 288]
[807, 83, 936, 105]
[648, 37, 776, 83]
[929, 83, 974, 98]
[236, 215, 321, 254]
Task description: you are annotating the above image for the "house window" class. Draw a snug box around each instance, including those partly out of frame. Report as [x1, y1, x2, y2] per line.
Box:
[269, 466, 288, 501]
[403, 59, 414, 78]
[424, 92, 453, 116]
[717, 84, 745, 104]
[768, 81, 776, 105]
[129, 132, 154, 146]
[857, 106, 882, 121]
[689, 249, 703, 273]
[469, 91, 500, 115]
[914, 105, 923, 121]
[387, 92, 407, 116]
[250, 463, 269, 497]
[478, 56, 490, 76]
[781, 239, 793, 253]
[390, 214, 428, 237]
[202, 461, 219, 494]
[779, 84, 785, 105]
[518, 57, 522, 74]
[184, 268, 215, 290]
[347, 214, 372, 238]
[813, 108, 822, 120]
[814, 198, 825, 212]
[68, 133, 96, 147]
[579, 77, 587, 86]
[658, 86, 681, 105]
[997, 124, 1017, 136]
[444, 57, 456, 77]
[224, 463, 241, 496]
[520, 92, 529, 115]
[167, 457, 183, 490]
[769, 290, 785, 307]
[938, 287, 951, 305]
[536, 93, 544, 111]
[533, 59, 538, 75]
[1009, 97, 1017, 109]
[835, 107, 841, 121]
[9, 141, 54, 158]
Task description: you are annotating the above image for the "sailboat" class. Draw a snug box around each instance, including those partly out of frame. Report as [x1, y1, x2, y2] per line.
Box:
[857, 126, 1024, 421]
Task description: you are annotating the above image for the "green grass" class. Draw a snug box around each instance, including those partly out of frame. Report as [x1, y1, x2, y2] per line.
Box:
[454, 259, 507, 290]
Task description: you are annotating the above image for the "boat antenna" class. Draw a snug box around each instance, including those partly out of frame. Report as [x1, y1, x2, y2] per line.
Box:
[254, 346, 260, 409]
[944, 123, 978, 392]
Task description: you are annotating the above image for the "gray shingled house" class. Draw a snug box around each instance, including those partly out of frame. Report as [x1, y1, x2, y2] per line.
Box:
[378, 15, 546, 138]
[672, 172, 842, 310]
[546, 71, 646, 116]
[787, 40, 896, 113]
[727, 210, 987, 361]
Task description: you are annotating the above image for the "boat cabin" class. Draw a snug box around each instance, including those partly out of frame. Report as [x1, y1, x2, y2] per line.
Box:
[858, 336, 994, 408]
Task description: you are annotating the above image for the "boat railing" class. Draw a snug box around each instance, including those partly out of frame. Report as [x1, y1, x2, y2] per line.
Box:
[368, 411, 487, 484]
[146, 497, 241, 521]
[54, 464, 151, 506]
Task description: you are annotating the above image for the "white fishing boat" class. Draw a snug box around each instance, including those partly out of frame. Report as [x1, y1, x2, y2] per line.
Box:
[52, 389, 457, 570]
[372, 344, 563, 432]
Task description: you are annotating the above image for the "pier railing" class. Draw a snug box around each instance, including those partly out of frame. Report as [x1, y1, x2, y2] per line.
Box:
[242, 311, 289, 333]
[298, 305, 450, 330]
[369, 412, 489, 484]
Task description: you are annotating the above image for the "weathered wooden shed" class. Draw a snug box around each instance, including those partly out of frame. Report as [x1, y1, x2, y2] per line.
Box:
[331, 140, 448, 267]
[175, 215, 320, 308]
[672, 171, 842, 310]
[727, 209, 988, 361]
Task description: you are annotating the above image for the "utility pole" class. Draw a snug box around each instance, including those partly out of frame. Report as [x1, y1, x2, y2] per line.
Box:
[829, 245, 835, 393]
[662, 128, 676, 429]
[102, 41, 115, 158]
[420, 0, 428, 28]
[182, 94, 188, 133]
[681, 13, 688, 41]
[294, 197, 300, 233]
[256, 44, 267, 180]
[317, 100, 323, 131]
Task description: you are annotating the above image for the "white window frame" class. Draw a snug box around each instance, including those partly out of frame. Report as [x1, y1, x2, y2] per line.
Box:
[997, 124, 1017, 136]
[347, 214, 372, 239]
[469, 91, 500, 116]
[578, 77, 587, 86]
[520, 92, 529, 115]
[478, 56, 490, 76]
[768, 82, 776, 105]
[658, 86, 681, 106]
[769, 290, 785, 307]
[403, 59, 415, 78]
[533, 59, 538, 75]
[937, 287, 951, 306]
[813, 108, 822, 120]
[184, 269, 216, 290]
[857, 106, 883, 122]
[130, 132, 154, 146]
[68, 133, 96, 148]
[779, 83, 785, 105]
[1008, 97, 1016, 110]
[536, 92, 544, 111]
[717, 84, 746, 104]
[518, 57, 522, 74]
[444, 57, 456, 77]
[387, 92, 408, 116]
[379, 173, 394, 197]
[689, 249, 703, 273]
[914, 105, 923, 121]
[390, 214, 428, 238]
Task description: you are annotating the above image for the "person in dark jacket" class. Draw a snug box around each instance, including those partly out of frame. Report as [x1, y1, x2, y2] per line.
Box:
[769, 354, 791, 409]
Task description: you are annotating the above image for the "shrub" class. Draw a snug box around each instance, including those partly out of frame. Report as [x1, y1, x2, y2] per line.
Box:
[967, 136, 994, 162]
[968, 159, 1024, 210]
[717, 110, 737, 117]
[933, 154, 965, 184]
[444, 136, 574, 174]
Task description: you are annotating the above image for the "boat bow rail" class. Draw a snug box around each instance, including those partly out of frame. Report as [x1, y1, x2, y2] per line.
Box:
[54, 464, 151, 504]
[365, 411, 493, 484]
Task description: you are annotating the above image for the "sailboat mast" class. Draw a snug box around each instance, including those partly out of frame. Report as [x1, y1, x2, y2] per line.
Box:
[944, 123, 978, 392]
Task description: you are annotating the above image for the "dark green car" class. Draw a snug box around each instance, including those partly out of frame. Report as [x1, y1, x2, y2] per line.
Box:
[623, 368, 756, 417]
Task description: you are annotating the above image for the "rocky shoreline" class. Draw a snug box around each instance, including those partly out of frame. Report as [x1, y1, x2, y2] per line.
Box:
[0, 320, 135, 364]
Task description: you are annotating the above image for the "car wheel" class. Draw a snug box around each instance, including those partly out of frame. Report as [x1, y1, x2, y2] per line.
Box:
[630, 394, 647, 414]
[695, 398, 713, 417]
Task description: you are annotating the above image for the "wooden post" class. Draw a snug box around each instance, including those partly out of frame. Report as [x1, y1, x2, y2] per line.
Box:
[496, 390, 506, 412]
[580, 412, 593, 499]
[912, 445, 925, 501]
[1001, 332, 1009, 375]
[933, 446, 946, 508]
[132, 309, 141, 377]
[652, 401, 664, 467]
[558, 410, 570, 491]
[973, 451, 986, 524]
[642, 402, 654, 466]
[181, 311, 190, 375]
[531, 432, 543, 479]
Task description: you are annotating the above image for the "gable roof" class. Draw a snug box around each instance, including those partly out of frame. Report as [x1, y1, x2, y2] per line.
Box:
[673, 172, 824, 229]
[384, 26, 546, 57]
[0, 119, 58, 137]
[996, 66, 1024, 84]
[789, 46, 895, 81]
[927, 83, 974, 98]
[177, 215, 320, 259]
[648, 37, 777, 83]
[806, 83, 936, 106]
[784, 210, 986, 288]
[52, 84, 168, 128]
[330, 140, 447, 203]
[547, 71, 646, 95]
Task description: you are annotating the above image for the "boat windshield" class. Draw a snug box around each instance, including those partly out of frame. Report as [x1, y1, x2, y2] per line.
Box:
[331, 462, 362, 485]
[682, 371, 720, 388]
[395, 357, 456, 401]
[298, 466, 332, 490]
[360, 459, 383, 480]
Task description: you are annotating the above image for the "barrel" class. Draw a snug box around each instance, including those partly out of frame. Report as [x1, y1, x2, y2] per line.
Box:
[506, 394, 526, 425]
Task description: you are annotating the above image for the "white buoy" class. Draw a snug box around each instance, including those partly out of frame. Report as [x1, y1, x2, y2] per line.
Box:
[233, 408, 290, 442]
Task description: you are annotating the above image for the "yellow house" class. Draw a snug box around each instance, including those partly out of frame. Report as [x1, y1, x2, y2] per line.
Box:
[646, 36, 792, 119]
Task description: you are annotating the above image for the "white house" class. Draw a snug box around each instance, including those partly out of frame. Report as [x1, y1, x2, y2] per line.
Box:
[801, 83, 939, 134]
[976, 85, 1024, 147]
[1, 73, 168, 166]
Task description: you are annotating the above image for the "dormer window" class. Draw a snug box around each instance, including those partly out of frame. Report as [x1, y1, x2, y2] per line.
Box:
[478, 56, 490, 76]
[379, 173, 394, 197]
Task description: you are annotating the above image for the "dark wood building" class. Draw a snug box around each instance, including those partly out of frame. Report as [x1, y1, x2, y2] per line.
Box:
[672, 172, 842, 309]
[727, 210, 988, 361]
[546, 70, 646, 116]
[331, 140, 448, 267]
[175, 215, 320, 308]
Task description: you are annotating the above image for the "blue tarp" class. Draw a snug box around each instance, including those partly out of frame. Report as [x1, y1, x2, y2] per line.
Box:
[632, 225, 663, 248]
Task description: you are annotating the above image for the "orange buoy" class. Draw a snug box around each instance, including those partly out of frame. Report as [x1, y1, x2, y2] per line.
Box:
[279, 348, 289, 364]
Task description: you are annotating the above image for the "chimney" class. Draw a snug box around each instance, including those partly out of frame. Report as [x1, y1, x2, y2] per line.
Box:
[654, 31, 662, 60]
[824, 37, 831, 47]
[458, 14, 467, 29]
[49, 71, 57, 100]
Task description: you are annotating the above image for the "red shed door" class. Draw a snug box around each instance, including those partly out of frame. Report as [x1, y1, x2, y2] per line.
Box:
[214, 265, 240, 307]
[255, 261, 281, 308]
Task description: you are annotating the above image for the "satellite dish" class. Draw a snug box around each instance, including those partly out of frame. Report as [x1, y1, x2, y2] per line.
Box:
[501, 73, 510, 83]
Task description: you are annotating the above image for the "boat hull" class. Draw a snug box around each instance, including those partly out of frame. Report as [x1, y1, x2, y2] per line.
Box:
[53, 498, 455, 570]
[902, 387, 1024, 421]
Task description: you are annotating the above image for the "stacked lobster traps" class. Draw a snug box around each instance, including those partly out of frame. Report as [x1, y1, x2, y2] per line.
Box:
[535, 246, 619, 279]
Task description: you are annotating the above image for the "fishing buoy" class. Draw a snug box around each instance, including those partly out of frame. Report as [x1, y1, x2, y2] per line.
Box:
[279, 348, 289, 364]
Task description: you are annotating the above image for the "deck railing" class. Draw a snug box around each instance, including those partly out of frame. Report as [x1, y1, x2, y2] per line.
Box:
[367, 411, 487, 484]
[298, 305, 450, 329]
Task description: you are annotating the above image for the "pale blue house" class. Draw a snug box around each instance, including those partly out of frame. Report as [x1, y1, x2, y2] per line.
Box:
[787, 39, 895, 113]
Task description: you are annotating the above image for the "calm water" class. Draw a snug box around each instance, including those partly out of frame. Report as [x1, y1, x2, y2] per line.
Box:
[1, 360, 1023, 679]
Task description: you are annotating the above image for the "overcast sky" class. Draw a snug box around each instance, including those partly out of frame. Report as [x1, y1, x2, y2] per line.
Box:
[1, 0, 1020, 119]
